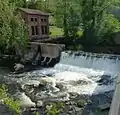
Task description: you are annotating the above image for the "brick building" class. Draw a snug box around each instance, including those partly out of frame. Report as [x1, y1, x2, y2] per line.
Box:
[19, 8, 49, 40]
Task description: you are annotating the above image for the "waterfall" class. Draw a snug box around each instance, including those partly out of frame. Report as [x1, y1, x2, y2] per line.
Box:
[2, 51, 120, 102]
[58, 51, 120, 74]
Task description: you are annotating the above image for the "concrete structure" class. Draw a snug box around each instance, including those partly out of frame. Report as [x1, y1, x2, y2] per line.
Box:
[109, 74, 120, 115]
[19, 8, 49, 40]
[22, 42, 65, 67]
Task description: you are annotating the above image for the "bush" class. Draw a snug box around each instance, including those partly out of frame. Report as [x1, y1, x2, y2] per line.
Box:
[0, 85, 21, 115]
[46, 102, 64, 115]
[97, 13, 120, 44]
[0, 0, 28, 55]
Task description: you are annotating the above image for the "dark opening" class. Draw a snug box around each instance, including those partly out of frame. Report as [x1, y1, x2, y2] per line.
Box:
[41, 26, 44, 34]
[44, 19, 47, 22]
[31, 26, 35, 35]
[35, 26, 38, 35]
[45, 26, 48, 34]
[35, 18, 37, 22]
[31, 18, 34, 21]
[41, 19, 44, 22]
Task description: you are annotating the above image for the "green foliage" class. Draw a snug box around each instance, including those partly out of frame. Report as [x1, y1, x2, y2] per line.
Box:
[9, 0, 27, 7]
[50, 26, 64, 37]
[68, 44, 83, 51]
[0, 85, 21, 115]
[79, 0, 120, 43]
[55, 0, 80, 38]
[104, 14, 120, 33]
[0, 0, 28, 55]
[46, 102, 64, 115]
[77, 100, 88, 108]
[36, 111, 40, 115]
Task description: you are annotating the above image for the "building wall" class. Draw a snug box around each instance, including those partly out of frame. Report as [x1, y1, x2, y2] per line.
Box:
[20, 11, 49, 40]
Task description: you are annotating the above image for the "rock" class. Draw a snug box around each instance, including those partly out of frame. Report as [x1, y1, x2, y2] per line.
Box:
[97, 75, 113, 85]
[23, 80, 40, 87]
[36, 101, 43, 107]
[30, 107, 37, 112]
[14, 63, 24, 72]
[46, 105, 53, 110]
[56, 82, 67, 91]
[98, 103, 110, 111]
[74, 107, 82, 112]
[39, 77, 56, 87]
[17, 92, 36, 108]
[0, 99, 4, 104]
[77, 100, 87, 108]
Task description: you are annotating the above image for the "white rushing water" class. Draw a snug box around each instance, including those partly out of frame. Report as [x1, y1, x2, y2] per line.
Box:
[9, 51, 120, 103]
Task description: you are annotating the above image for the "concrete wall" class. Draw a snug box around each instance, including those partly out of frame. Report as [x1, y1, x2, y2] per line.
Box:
[109, 74, 120, 115]
[24, 43, 64, 66]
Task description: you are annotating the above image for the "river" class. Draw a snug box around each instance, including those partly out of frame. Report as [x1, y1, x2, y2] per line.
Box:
[0, 51, 120, 115]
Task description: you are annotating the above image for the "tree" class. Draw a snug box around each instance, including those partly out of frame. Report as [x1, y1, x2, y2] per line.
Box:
[9, 0, 27, 7]
[36, 0, 55, 12]
[55, 0, 80, 38]
[0, 0, 28, 55]
[79, 0, 120, 44]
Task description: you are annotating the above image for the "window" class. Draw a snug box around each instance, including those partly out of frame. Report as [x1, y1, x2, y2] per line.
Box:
[31, 18, 34, 21]
[31, 26, 35, 35]
[31, 26, 39, 35]
[45, 26, 48, 34]
[44, 19, 47, 22]
[35, 18, 37, 22]
[41, 26, 44, 34]
[41, 26, 48, 35]
[41, 19, 44, 22]
[35, 26, 38, 35]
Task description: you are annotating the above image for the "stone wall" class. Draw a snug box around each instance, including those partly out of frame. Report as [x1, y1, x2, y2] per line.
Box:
[23, 42, 65, 67]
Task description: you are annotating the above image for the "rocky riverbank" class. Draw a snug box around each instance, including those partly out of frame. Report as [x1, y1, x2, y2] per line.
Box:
[0, 72, 113, 115]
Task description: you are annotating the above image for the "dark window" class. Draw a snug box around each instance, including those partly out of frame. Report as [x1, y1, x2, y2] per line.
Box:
[44, 19, 47, 22]
[41, 19, 44, 22]
[31, 18, 34, 21]
[45, 26, 48, 34]
[31, 26, 35, 35]
[41, 26, 44, 34]
[35, 26, 38, 35]
[35, 18, 37, 22]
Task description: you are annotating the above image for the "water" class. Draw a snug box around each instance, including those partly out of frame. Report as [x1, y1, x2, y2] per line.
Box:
[0, 51, 120, 108]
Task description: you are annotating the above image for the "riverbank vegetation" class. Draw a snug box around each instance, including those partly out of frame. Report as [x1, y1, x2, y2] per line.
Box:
[0, 0, 28, 56]
[0, 0, 120, 55]
[0, 85, 21, 115]
[1, 1, 117, 52]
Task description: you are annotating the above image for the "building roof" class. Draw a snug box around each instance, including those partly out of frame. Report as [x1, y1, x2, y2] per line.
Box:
[19, 8, 49, 16]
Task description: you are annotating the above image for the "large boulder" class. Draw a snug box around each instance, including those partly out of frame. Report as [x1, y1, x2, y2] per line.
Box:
[14, 63, 24, 72]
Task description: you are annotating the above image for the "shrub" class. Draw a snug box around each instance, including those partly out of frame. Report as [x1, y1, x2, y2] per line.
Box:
[46, 102, 64, 115]
[0, 85, 21, 115]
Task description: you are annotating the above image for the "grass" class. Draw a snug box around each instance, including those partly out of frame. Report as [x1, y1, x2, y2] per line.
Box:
[50, 26, 83, 38]
[50, 26, 64, 37]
